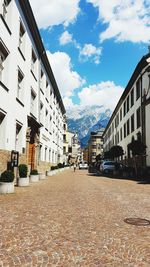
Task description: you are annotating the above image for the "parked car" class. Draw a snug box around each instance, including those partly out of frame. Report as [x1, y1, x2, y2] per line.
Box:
[100, 161, 117, 174]
[100, 161, 127, 174]
[79, 161, 88, 169]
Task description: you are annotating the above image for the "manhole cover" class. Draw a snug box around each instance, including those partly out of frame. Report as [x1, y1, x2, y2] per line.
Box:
[124, 218, 150, 226]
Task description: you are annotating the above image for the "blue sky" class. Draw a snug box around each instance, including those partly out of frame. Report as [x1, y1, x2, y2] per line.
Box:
[30, 0, 150, 111]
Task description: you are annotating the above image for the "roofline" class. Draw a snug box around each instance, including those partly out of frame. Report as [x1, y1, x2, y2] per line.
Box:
[103, 53, 150, 136]
[18, 0, 66, 115]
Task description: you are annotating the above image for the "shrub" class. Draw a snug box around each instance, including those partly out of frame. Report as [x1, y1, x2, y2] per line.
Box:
[30, 169, 38, 175]
[18, 164, 28, 178]
[51, 166, 55, 170]
[0, 170, 14, 183]
[58, 163, 63, 168]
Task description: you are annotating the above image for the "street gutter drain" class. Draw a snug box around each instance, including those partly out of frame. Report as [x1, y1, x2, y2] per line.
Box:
[124, 218, 150, 226]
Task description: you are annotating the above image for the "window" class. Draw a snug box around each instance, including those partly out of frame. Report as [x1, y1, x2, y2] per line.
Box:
[0, 109, 6, 149]
[127, 119, 130, 135]
[49, 149, 51, 162]
[117, 132, 119, 144]
[115, 134, 117, 145]
[15, 121, 22, 152]
[112, 122, 114, 132]
[123, 101, 126, 117]
[17, 68, 24, 100]
[127, 95, 129, 112]
[120, 108, 122, 121]
[115, 113, 119, 127]
[131, 88, 134, 107]
[0, 39, 9, 83]
[49, 115, 52, 132]
[63, 134, 66, 142]
[40, 102, 44, 124]
[1, 0, 11, 20]
[124, 123, 126, 138]
[45, 147, 47, 161]
[120, 128, 122, 141]
[136, 107, 141, 128]
[31, 49, 37, 77]
[30, 89, 37, 117]
[63, 146, 66, 154]
[131, 114, 134, 132]
[136, 79, 141, 100]
[45, 109, 48, 130]
[18, 21, 25, 54]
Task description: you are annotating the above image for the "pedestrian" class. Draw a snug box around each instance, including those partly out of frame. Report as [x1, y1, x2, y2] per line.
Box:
[73, 163, 76, 172]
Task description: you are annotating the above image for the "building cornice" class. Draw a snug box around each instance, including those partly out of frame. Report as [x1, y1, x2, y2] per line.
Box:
[18, 0, 65, 115]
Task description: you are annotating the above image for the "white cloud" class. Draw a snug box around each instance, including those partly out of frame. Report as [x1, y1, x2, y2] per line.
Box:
[79, 43, 102, 64]
[59, 31, 73, 45]
[87, 0, 150, 43]
[46, 51, 85, 97]
[78, 81, 124, 110]
[30, 0, 80, 29]
[63, 97, 78, 109]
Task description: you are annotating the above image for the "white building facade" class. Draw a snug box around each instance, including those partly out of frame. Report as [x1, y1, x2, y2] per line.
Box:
[103, 52, 150, 166]
[0, 0, 65, 173]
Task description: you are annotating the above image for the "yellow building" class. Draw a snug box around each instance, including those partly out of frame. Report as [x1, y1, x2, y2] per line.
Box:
[88, 130, 104, 164]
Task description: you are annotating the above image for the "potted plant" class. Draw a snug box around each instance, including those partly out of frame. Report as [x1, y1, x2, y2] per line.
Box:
[18, 164, 29, 187]
[30, 169, 39, 182]
[0, 170, 15, 194]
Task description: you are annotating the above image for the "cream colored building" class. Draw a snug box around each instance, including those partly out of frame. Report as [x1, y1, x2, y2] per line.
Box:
[0, 0, 65, 174]
[88, 130, 104, 164]
[103, 52, 150, 166]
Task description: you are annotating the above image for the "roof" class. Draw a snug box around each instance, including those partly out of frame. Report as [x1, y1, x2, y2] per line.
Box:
[18, 0, 66, 115]
[103, 53, 150, 136]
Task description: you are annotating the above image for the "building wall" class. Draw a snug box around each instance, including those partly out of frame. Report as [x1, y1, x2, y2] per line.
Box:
[0, 0, 65, 174]
[88, 131, 103, 164]
[103, 54, 150, 166]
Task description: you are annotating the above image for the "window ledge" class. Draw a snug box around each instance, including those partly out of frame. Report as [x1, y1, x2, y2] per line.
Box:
[0, 81, 9, 92]
[30, 70, 37, 81]
[0, 15, 12, 35]
[30, 112, 37, 120]
[40, 88, 44, 95]
[18, 47, 26, 61]
[46, 97, 49, 103]
[16, 97, 24, 107]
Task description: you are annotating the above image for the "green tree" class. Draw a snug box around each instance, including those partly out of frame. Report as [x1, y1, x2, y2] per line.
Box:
[109, 145, 124, 160]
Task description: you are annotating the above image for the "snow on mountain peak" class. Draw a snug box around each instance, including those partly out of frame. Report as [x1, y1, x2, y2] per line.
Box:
[66, 105, 111, 147]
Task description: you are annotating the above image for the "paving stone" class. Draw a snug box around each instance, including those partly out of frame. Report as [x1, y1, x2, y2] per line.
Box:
[0, 169, 150, 266]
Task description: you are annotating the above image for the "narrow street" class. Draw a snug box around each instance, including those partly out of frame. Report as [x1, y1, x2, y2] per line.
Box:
[0, 169, 150, 267]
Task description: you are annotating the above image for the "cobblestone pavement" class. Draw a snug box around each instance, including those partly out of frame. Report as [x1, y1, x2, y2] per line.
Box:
[0, 169, 150, 267]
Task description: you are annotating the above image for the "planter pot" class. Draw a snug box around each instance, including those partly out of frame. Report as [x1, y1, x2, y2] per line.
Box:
[46, 171, 52, 176]
[0, 182, 14, 194]
[18, 177, 29, 187]
[39, 173, 46, 180]
[30, 174, 39, 182]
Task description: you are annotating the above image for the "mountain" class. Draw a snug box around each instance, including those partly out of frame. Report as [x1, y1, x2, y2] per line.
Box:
[67, 105, 111, 147]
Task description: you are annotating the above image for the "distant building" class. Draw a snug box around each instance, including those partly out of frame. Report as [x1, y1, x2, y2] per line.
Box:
[0, 0, 65, 174]
[83, 147, 88, 162]
[71, 132, 81, 163]
[103, 52, 150, 166]
[88, 130, 104, 164]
